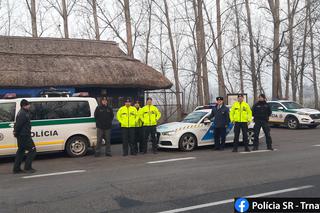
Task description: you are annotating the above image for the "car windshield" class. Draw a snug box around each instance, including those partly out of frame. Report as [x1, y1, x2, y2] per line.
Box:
[281, 102, 303, 109]
[182, 111, 208, 123]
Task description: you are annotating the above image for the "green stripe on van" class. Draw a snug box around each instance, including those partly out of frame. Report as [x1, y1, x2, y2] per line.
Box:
[32, 117, 95, 126]
[0, 117, 95, 129]
[0, 122, 11, 129]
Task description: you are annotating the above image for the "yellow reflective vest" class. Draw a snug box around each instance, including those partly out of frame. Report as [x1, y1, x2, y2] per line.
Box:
[116, 106, 138, 128]
[230, 101, 252, 123]
[135, 108, 143, 127]
[139, 105, 161, 126]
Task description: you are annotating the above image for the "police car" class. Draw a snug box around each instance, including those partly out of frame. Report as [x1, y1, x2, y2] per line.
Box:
[267, 100, 320, 129]
[157, 108, 264, 151]
[0, 97, 98, 157]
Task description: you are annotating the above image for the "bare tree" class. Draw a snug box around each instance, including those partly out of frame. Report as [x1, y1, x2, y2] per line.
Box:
[123, 0, 134, 57]
[307, 0, 318, 108]
[26, 0, 38, 37]
[192, 0, 204, 105]
[145, 0, 153, 64]
[299, 0, 309, 105]
[268, 0, 282, 99]
[233, 0, 244, 93]
[216, 0, 226, 98]
[46, 0, 77, 38]
[287, 0, 299, 101]
[91, 0, 100, 40]
[163, 0, 182, 119]
[245, 0, 257, 102]
[197, 0, 209, 104]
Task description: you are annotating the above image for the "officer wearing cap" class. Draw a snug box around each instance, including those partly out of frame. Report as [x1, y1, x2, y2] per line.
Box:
[230, 94, 252, 152]
[206, 97, 230, 150]
[139, 97, 161, 154]
[252, 94, 273, 151]
[13, 99, 37, 174]
[94, 97, 114, 157]
[116, 98, 138, 156]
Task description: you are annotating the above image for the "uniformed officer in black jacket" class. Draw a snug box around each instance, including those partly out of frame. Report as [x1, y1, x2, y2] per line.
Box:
[13, 99, 37, 174]
[206, 97, 230, 150]
[252, 94, 273, 151]
[94, 97, 114, 157]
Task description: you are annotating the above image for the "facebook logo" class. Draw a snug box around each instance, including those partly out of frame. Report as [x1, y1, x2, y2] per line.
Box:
[234, 198, 249, 212]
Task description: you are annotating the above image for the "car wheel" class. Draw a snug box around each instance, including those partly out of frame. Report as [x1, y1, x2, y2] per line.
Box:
[179, 133, 197, 151]
[248, 129, 254, 146]
[308, 124, 318, 129]
[66, 136, 88, 157]
[286, 117, 299, 129]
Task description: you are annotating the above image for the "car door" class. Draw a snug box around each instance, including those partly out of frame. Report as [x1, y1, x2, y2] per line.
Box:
[268, 102, 286, 123]
[196, 113, 214, 145]
[0, 102, 17, 156]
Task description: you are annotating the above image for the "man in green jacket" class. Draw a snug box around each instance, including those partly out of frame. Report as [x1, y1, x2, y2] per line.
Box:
[139, 97, 161, 154]
[230, 94, 252, 152]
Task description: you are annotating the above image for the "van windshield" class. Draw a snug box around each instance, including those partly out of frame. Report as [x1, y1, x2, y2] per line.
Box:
[0, 103, 16, 122]
[281, 102, 303, 109]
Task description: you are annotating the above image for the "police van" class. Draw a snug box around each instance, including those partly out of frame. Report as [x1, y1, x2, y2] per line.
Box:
[268, 100, 320, 129]
[0, 97, 98, 157]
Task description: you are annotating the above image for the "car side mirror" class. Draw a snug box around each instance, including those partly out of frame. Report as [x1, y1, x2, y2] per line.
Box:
[278, 106, 284, 110]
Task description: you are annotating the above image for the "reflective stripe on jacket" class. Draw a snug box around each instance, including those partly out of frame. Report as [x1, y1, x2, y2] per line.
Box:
[116, 106, 138, 128]
[139, 105, 161, 126]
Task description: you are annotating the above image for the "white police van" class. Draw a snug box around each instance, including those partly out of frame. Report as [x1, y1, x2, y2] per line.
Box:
[0, 97, 98, 157]
[268, 100, 320, 129]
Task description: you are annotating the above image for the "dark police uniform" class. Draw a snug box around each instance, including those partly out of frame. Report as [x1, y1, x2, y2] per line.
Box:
[13, 107, 37, 173]
[252, 100, 273, 150]
[94, 103, 114, 157]
[208, 103, 230, 150]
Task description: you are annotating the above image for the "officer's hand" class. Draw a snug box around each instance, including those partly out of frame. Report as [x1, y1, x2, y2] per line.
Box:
[247, 122, 251, 126]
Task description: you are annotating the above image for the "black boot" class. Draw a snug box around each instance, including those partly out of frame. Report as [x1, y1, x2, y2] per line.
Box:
[267, 145, 274, 151]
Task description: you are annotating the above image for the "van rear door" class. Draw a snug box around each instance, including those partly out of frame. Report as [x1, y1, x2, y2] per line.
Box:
[0, 102, 17, 156]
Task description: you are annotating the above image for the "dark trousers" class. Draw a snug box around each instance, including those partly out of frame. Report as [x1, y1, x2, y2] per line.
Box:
[233, 122, 249, 151]
[253, 120, 272, 148]
[214, 127, 226, 150]
[143, 126, 157, 153]
[135, 127, 143, 153]
[122, 128, 136, 156]
[95, 128, 111, 156]
[13, 136, 37, 171]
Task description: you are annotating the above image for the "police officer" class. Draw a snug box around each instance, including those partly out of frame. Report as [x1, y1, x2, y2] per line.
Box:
[13, 99, 37, 174]
[140, 97, 161, 154]
[252, 94, 273, 151]
[230, 94, 252, 152]
[134, 101, 144, 153]
[116, 98, 138, 156]
[94, 97, 114, 157]
[206, 97, 230, 150]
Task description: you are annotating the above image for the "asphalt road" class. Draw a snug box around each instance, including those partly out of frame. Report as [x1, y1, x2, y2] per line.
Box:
[0, 126, 320, 213]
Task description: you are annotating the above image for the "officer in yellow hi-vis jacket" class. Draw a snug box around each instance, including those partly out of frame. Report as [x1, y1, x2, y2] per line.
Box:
[230, 94, 252, 152]
[139, 97, 161, 154]
[117, 98, 138, 156]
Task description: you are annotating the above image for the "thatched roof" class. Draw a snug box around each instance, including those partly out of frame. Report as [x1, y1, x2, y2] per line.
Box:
[0, 36, 172, 90]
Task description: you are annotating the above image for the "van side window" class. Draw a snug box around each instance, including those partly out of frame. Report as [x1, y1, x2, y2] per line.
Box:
[0, 103, 16, 122]
[268, 102, 282, 111]
[29, 101, 91, 120]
